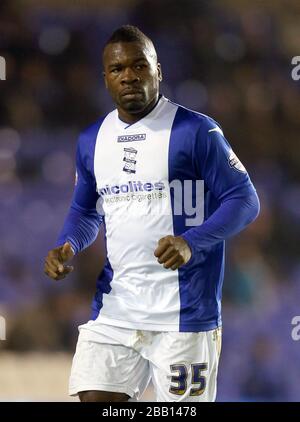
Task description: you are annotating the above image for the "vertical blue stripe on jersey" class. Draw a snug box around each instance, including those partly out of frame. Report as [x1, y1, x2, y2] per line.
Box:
[91, 219, 113, 320]
[78, 116, 113, 320]
[80, 118, 114, 320]
[168, 107, 223, 332]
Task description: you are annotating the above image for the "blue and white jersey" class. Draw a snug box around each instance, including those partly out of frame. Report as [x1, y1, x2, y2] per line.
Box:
[57, 95, 259, 332]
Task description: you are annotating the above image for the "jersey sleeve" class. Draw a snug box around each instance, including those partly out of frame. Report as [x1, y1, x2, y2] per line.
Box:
[56, 132, 103, 254]
[181, 117, 260, 265]
[193, 118, 254, 200]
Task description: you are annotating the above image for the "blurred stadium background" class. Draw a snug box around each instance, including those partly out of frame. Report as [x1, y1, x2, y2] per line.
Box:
[1, 0, 300, 401]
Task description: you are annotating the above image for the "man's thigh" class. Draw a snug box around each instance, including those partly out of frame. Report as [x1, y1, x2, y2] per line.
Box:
[78, 390, 129, 402]
[147, 327, 222, 402]
[69, 325, 151, 401]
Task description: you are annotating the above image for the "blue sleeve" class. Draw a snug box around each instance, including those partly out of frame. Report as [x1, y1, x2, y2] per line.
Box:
[56, 128, 103, 254]
[181, 118, 260, 264]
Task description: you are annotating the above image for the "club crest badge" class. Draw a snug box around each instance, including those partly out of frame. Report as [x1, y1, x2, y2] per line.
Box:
[123, 147, 137, 174]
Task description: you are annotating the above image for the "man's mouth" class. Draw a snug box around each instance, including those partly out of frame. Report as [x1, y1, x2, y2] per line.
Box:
[121, 89, 143, 99]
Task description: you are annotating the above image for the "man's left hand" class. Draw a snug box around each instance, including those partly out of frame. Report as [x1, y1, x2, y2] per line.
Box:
[154, 235, 192, 270]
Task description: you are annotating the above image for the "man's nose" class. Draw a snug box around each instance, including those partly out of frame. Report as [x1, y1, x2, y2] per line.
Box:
[121, 67, 140, 84]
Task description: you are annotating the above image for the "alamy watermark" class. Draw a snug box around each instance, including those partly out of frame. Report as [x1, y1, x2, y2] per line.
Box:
[0, 315, 6, 340]
[291, 56, 300, 81]
[0, 56, 6, 80]
[291, 316, 300, 341]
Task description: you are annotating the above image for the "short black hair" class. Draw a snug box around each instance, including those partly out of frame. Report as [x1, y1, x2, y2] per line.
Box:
[105, 25, 151, 46]
[103, 25, 157, 62]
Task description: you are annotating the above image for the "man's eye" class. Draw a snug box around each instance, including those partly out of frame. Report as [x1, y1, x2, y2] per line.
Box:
[136, 64, 146, 70]
[111, 68, 120, 74]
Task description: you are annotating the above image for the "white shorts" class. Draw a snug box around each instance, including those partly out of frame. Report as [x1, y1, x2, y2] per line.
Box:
[69, 321, 222, 402]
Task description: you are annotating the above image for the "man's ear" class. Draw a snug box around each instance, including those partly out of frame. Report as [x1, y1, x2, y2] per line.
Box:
[157, 63, 163, 82]
[103, 71, 108, 89]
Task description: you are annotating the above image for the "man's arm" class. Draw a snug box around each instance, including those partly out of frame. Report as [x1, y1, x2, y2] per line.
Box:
[155, 118, 260, 269]
[181, 120, 260, 265]
[180, 188, 259, 266]
[44, 131, 102, 280]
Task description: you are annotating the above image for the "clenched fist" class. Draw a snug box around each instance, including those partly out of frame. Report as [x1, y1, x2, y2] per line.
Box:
[44, 242, 74, 280]
[154, 235, 192, 270]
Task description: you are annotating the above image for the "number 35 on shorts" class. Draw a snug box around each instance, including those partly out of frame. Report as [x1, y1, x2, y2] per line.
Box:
[169, 363, 208, 396]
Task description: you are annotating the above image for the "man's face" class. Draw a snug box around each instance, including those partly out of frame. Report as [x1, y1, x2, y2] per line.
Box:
[103, 41, 162, 116]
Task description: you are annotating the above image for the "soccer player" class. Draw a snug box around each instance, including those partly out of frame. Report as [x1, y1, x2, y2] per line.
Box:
[44, 25, 260, 402]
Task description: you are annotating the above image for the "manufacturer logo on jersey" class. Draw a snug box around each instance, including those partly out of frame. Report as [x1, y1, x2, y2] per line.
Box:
[117, 133, 146, 142]
[228, 150, 247, 173]
[123, 147, 137, 174]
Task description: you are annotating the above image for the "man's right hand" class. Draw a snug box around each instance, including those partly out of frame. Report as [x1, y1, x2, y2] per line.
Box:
[44, 242, 74, 280]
